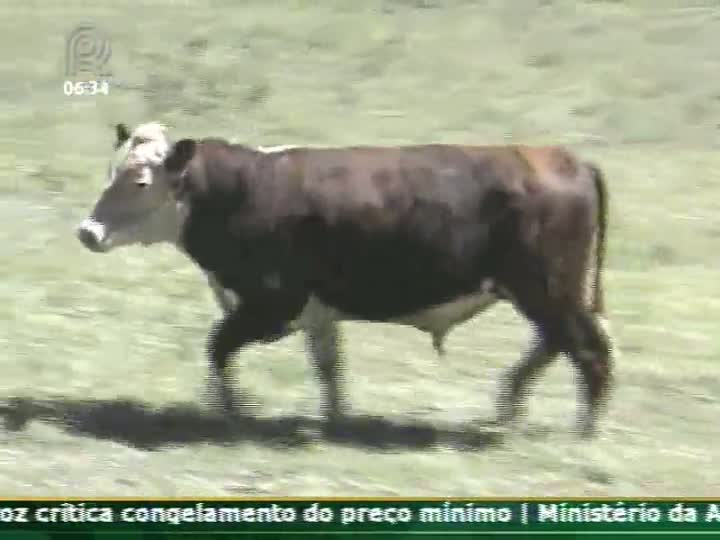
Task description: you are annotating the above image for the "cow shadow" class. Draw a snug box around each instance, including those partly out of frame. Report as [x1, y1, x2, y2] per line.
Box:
[0, 396, 504, 452]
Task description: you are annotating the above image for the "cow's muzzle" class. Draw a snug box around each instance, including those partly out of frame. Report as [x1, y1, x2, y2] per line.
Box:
[76, 219, 109, 253]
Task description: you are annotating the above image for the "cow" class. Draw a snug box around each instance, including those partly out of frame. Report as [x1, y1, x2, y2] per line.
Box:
[76, 122, 614, 439]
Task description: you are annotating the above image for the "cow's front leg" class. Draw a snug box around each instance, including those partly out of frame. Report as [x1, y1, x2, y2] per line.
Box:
[206, 292, 308, 415]
[205, 271, 238, 314]
[206, 310, 252, 414]
[205, 270, 298, 343]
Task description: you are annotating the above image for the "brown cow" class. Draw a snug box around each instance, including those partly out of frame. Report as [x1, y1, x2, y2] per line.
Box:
[77, 122, 614, 438]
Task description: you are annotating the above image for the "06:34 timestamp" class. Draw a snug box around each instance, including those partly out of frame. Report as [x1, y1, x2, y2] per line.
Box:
[63, 80, 110, 96]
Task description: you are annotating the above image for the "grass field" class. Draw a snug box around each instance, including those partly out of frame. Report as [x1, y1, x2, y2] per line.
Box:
[1, 0, 719, 496]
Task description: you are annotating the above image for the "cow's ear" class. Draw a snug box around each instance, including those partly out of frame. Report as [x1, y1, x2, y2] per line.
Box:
[114, 123, 131, 149]
[164, 139, 197, 174]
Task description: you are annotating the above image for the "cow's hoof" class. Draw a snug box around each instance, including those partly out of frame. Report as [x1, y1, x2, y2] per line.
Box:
[321, 407, 350, 433]
[222, 395, 261, 419]
[575, 415, 598, 440]
[204, 381, 260, 418]
[494, 397, 522, 426]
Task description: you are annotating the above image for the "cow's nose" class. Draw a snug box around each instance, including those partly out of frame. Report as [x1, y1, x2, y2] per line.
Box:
[76, 220, 106, 252]
[77, 227, 100, 250]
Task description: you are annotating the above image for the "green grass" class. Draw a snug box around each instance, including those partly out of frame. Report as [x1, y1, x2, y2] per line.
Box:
[1, 0, 719, 496]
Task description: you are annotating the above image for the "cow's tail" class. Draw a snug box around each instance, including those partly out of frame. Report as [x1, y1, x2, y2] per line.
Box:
[585, 161, 619, 359]
[587, 162, 608, 317]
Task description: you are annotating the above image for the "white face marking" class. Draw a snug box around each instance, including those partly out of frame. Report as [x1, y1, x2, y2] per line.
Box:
[78, 122, 185, 253]
[125, 122, 171, 168]
[106, 122, 170, 185]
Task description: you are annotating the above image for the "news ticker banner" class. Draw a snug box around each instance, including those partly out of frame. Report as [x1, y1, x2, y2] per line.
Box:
[0, 499, 718, 537]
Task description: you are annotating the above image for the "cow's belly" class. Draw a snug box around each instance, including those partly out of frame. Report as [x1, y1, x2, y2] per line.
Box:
[293, 280, 499, 337]
[204, 267, 499, 340]
[388, 288, 498, 334]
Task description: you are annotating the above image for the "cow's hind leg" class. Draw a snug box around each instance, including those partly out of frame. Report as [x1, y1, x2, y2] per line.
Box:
[515, 307, 611, 438]
[495, 335, 560, 426]
[494, 274, 612, 438]
[565, 310, 613, 438]
[299, 297, 347, 423]
[305, 320, 347, 423]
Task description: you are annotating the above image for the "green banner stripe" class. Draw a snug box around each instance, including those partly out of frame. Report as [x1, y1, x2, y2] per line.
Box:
[0, 501, 717, 534]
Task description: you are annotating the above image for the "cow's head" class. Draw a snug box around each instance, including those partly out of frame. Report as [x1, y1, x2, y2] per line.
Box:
[76, 122, 194, 253]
